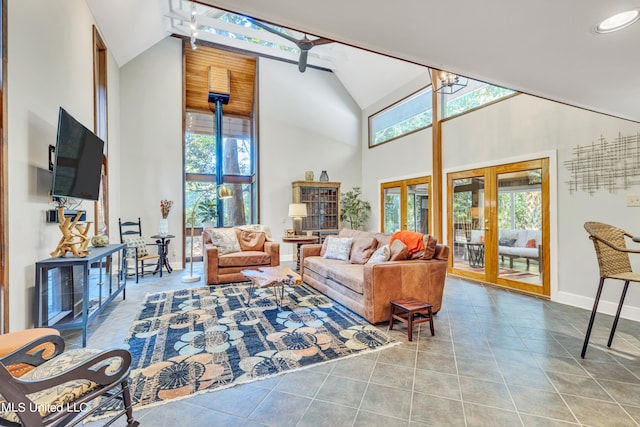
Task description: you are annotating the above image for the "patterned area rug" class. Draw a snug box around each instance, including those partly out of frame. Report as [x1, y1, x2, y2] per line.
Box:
[94, 281, 396, 417]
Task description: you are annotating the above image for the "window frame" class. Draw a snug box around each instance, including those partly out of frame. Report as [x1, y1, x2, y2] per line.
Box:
[368, 85, 433, 148]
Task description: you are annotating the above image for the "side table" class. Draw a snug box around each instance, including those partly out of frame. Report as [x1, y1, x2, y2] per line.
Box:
[389, 297, 434, 342]
[282, 235, 319, 271]
[150, 234, 174, 277]
[466, 243, 485, 268]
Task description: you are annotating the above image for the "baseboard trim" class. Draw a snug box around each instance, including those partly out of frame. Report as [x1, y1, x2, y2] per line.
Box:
[555, 291, 640, 322]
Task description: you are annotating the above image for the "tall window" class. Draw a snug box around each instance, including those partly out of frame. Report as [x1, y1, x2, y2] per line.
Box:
[184, 111, 256, 260]
[369, 86, 433, 147]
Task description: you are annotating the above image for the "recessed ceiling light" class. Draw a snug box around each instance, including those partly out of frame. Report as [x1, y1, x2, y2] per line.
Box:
[595, 9, 640, 33]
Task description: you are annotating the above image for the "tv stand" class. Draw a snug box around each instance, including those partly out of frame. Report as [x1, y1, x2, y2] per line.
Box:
[34, 243, 127, 347]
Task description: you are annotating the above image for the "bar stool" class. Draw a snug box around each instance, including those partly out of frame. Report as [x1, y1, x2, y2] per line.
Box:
[388, 298, 434, 341]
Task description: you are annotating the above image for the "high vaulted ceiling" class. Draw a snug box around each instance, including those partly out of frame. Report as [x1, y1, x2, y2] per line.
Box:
[87, 0, 640, 122]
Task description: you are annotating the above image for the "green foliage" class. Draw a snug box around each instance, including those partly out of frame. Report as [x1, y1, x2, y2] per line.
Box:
[444, 85, 515, 118]
[498, 191, 541, 230]
[340, 187, 371, 230]
[197, 198, 217, 224]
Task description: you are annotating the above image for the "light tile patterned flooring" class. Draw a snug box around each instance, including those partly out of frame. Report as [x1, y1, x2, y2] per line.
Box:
[69, 263, 640, 427]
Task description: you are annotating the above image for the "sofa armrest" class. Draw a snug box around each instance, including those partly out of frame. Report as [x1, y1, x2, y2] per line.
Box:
[264, 241, 280, 266]
[300, 244, 322, 277]
[203, 244, 219, 284]
[363, 258, 448, 323]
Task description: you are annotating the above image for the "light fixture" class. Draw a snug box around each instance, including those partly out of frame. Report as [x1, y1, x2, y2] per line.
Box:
[190, 2, 198, 49]
[435, 71, 468, 95]
[595, 9, 640, 33]
[217, 183, 233, 199]
[288, 203, 307, 236]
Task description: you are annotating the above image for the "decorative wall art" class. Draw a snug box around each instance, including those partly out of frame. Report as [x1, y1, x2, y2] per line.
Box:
[564, 132, 640, 195]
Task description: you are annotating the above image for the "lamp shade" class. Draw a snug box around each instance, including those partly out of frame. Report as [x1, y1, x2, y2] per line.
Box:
[288, 203, 307, 218]
[218, 184, 233, 199]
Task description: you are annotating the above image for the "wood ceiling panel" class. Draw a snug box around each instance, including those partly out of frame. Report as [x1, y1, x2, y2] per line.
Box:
[185, 43, 256, 117]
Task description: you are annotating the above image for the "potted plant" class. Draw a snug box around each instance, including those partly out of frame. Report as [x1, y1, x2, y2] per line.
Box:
[197, 198, 217, 228]
[340, 187, 371, 230]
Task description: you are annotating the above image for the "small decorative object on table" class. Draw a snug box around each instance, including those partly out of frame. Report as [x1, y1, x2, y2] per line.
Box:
[159, 199, 173, 236]
[305, 171, 314, 181]
[91, 234, 109, 247]
[319, 170, 329, 182]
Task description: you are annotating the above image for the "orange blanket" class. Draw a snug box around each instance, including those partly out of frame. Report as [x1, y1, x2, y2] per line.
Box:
[390, 231, 424, 255]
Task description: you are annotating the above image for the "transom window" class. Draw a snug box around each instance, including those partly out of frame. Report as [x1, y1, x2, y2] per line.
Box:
[442, 78, 515, 119]
[368, 86, 433, 147]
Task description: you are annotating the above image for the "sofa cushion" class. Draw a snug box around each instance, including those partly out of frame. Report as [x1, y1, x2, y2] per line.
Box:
[219, 251, 271, 267]
[390, 231, 424, 255]
[323, 236, 354, 261]
[498, 237, 517, 247]
[350, 237, 378, 264]
[208, 228, 241, 255]
[389, 239, 409, 261]
[526, 238, 536, 248]
[367, 244, 390, 263]
[327, 263, 365, 294]
[410, 234, 438, 260]
[237, 230, 266, 251]
[125, 236, 149, 258]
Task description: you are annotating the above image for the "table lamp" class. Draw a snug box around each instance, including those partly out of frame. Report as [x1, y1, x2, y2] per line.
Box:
[288, 203, 307, 236]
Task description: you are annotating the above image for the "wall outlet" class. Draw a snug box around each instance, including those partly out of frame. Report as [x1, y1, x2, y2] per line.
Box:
[627, 194, 640, 207]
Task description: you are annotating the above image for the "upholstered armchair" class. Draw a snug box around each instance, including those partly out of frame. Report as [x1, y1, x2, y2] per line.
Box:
[203, 227, 280, 285]
[0, 333, 138, 426]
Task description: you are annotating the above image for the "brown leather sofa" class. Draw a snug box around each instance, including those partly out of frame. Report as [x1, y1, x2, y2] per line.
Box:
[300, 229, 449, 324]
[203, 227, 280, 285]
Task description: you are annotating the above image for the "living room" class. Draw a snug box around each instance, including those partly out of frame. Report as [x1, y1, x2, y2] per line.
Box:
[2, 0, 640, 425]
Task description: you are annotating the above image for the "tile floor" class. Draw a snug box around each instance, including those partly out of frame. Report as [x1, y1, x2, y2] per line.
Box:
[67, 264, 640, 427]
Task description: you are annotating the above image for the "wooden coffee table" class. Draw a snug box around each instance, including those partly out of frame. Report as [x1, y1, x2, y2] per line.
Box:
[242, 266, 302, 307]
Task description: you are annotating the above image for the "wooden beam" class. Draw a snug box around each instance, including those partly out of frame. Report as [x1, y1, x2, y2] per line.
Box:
[431, 69, 443, 242]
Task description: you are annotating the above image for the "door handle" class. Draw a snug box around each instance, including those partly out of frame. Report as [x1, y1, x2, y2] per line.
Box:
[484, 227, 490, 231]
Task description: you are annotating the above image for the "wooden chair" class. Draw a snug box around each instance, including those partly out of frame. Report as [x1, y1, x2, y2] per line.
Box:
[119, 218, 160, 283]
[582, 221, 640, 358]
[0, 333, 138, 426]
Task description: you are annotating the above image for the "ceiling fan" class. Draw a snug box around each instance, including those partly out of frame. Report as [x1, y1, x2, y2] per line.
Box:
[248, 19, 333, 72]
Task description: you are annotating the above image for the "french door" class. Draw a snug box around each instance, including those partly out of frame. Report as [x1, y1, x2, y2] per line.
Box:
[381, 177, 431, 234]
[448, 159, 549, 296]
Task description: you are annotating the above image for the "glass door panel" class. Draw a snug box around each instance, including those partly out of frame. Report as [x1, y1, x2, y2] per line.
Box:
[382, 185, 402, 233]
[450, 175, 486, 278]
[495, 165, 545, 291]
[407, 182, 430, 233]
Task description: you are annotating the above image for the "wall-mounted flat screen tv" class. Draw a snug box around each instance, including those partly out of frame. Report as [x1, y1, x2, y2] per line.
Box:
[51, 107, 104, 201]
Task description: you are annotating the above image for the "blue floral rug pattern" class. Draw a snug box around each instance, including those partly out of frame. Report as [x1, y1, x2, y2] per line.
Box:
[111, 282, 396, 411]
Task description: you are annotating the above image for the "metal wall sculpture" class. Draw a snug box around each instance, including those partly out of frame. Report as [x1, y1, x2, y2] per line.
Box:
[565, 132, 640, 194]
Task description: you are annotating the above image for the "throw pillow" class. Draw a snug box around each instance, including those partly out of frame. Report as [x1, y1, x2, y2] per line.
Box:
[389, 239, 409, 261]
[411, 234, 438, 260]
[236, 229, 266, 251]
[209, 228, 241, 255]
[349, 237, 378, 264]
[323, 236, 354, 261]
[526, 238, 537, 248]
[498, 237, 517, 247]
[125, 236, 149, 258]
[367, 244, 390, 263]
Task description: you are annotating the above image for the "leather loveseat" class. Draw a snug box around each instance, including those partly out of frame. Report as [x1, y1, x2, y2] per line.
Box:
[300, 229, 449, 324]
[202, 227, 280, 285]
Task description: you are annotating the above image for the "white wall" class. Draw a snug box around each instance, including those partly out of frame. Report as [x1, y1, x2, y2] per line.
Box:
[361, 73, 433, 232]
[7, 0, 121, 331]
[442, 94, 640, 320]
[258, 58, 361, 259]
[119, 37, 184, 265]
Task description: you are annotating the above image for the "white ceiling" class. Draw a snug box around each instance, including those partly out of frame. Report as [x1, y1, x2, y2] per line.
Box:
[87, 0, 640, 122]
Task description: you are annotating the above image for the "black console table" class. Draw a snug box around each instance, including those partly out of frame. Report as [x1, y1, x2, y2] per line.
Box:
[34, 243, 127, 347]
